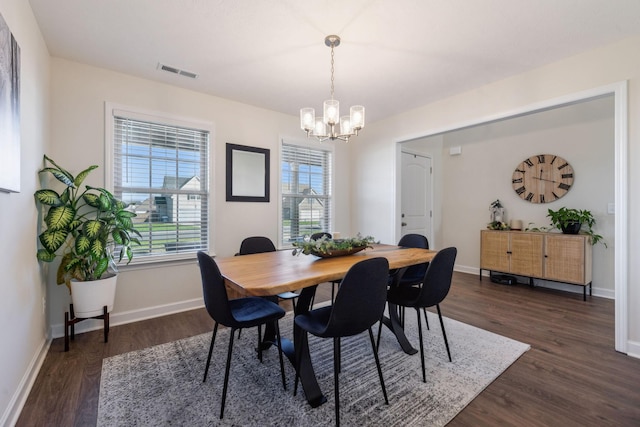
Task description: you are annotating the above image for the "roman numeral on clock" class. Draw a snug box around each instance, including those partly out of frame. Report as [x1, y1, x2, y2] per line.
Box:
[558, 183, 571, 191]
[515, 186, 526, 195]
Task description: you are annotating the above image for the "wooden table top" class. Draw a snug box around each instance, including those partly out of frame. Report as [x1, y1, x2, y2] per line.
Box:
[215, 244, 437, 296]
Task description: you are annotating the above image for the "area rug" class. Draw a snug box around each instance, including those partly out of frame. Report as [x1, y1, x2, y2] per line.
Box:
[97, 310, 529, 426]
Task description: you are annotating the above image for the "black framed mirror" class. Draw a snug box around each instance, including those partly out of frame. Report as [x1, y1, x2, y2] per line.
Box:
[226, 143, 270, 202]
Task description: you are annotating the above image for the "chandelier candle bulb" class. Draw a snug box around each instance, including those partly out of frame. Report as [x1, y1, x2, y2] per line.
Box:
[313, 119, 326, 136]
[340, 116, 351, 134]
[300, 108, 315, 131]
[350, 105, 365, 130]
[323, 99, 339, 124]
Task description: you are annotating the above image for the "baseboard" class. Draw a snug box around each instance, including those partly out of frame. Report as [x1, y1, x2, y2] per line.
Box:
[49, 298, 205, 339]
[626, 340, 640, 359]
[459, 265, 614, 300]
[1, 337, 51, 427]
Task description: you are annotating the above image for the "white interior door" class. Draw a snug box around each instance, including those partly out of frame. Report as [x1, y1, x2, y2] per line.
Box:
[401, 151, 433, 245]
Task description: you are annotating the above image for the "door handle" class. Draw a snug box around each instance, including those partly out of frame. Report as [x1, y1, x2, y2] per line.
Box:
[401, 222, 407, 226]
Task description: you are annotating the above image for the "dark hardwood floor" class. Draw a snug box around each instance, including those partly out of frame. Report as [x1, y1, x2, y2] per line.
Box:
[17, 273, 640, 426]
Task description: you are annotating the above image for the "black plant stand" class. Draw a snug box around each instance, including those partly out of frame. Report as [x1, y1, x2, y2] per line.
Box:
[64, 304, 109, 351]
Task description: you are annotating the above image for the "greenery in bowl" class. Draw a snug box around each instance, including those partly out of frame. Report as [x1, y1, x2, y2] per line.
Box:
[547, 207, 605, 246]
[35, 155, 142, 289]
[292, 233, 377, 257]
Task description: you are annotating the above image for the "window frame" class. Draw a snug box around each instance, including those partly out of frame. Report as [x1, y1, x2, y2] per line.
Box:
[105, 102, 214, 263]
[278, 138, 335, 248]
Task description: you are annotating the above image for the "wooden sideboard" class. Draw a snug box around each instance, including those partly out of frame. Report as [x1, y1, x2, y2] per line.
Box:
[480, 230, 593, 300]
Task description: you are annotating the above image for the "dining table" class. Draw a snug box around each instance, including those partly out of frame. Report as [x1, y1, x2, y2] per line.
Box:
[214, 243, 437, 407]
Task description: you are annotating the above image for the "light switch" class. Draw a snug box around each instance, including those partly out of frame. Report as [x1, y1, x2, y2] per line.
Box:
[607, 203, 615, 214]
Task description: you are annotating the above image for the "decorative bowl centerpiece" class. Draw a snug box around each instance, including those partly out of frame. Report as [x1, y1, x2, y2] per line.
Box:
[292, 234, 377, 258]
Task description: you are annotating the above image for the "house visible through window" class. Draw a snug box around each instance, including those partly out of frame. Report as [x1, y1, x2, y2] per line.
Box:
[110, 107, 210, 261]
[281, 142, 332, 246]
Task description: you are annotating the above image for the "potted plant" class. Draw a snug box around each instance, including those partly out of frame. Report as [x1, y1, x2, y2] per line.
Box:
[546, 207, 605, 246]
[292, 234, 377, 257]
[35, 155, 141, 317]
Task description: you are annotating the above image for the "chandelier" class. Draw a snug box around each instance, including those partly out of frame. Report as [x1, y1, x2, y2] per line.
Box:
[300, 35, 365, 142]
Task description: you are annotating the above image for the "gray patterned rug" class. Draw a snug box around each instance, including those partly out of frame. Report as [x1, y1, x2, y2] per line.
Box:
[98, 310, 529, 426]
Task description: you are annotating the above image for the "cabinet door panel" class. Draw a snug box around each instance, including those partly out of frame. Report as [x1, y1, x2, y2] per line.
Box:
[545, 235, 587, 284]
[510, 233, 544, 277]
[480, 231, 509, 272]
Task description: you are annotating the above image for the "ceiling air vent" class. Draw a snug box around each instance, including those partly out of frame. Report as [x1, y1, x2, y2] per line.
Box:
[157, 63, 198, 79]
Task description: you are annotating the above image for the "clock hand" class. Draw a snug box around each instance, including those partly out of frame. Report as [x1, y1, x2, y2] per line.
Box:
[532, 176, 558, 183]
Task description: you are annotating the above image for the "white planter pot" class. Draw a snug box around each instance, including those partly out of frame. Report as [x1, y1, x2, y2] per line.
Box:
[70, 274, 118, 318]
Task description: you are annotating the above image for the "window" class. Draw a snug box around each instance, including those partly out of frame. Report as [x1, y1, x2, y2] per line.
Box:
[108, 105, 210, 262]
[281, 142, 332, 246]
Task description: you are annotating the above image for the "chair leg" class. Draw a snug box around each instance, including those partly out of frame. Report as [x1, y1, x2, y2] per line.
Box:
[331, 282, 336, 303]
[333, 337, 341, 427]
[257, 324, 263, 362]
[203, 322, 219, 382]
[376, 316, 383, 353]
[220, 326, 236, 419]
[368, 328, 389, 405]
[337, 337, 342, 374]
[436, 304, 452, 362]
[275, 320, 287, 390]
[416, 308, 426, 383]
[423, 307, 430, 330]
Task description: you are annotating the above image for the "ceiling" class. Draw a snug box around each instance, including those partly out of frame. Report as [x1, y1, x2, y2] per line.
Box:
[28, 0, 640, 124]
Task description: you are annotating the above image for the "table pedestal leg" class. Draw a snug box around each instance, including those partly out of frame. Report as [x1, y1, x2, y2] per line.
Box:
[381, 302, 418, 355]
[260, 286, 327, 407]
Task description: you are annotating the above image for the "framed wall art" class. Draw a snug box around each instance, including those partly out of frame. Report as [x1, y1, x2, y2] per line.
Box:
[0, 12, 20, 193]
[226, 143, 270, 202]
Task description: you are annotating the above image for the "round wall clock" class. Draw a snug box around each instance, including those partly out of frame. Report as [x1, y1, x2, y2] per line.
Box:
[512, 154, 574, 203]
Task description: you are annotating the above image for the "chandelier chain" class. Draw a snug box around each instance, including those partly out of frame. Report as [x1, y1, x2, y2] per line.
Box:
[330, 45, 335, 99]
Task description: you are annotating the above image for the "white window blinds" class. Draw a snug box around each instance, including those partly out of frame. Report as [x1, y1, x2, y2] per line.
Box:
[112, 115, 209, 261]
[281, 143, 332, 245]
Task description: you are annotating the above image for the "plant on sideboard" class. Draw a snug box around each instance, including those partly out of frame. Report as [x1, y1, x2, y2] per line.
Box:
[546, 207, 605, 247]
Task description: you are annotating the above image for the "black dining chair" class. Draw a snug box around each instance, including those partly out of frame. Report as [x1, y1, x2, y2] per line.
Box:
[237, 236, 300, 310]
[390, 233, 430, 328]
[381, 247, 457, 382]
[309, 232, 341, 302]
[197, 251, 287, 419]
[294, 257, 390, 427]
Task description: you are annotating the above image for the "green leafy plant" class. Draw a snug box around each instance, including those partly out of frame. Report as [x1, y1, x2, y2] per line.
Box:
[487, 221, 509, 230]
[547, 207, 605, 246]
[35, 155, 142, 289]
[292, 233, 377, 256]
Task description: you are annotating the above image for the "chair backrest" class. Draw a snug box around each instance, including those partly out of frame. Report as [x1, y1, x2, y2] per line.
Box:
[397, 234, 430, 283]
[398, 233, 429, 249]
[322, 257, 390, 337]
[416, 247, 457, 307]
[310, 232, 332, 241]
[238, 236, 276, 255]
[197, 251, 236, 326]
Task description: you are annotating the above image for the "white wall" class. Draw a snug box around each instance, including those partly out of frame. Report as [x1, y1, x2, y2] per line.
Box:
[0, 1, 50, 425]
[351, 35, 640, 352]
[47, 58, 353, 331]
